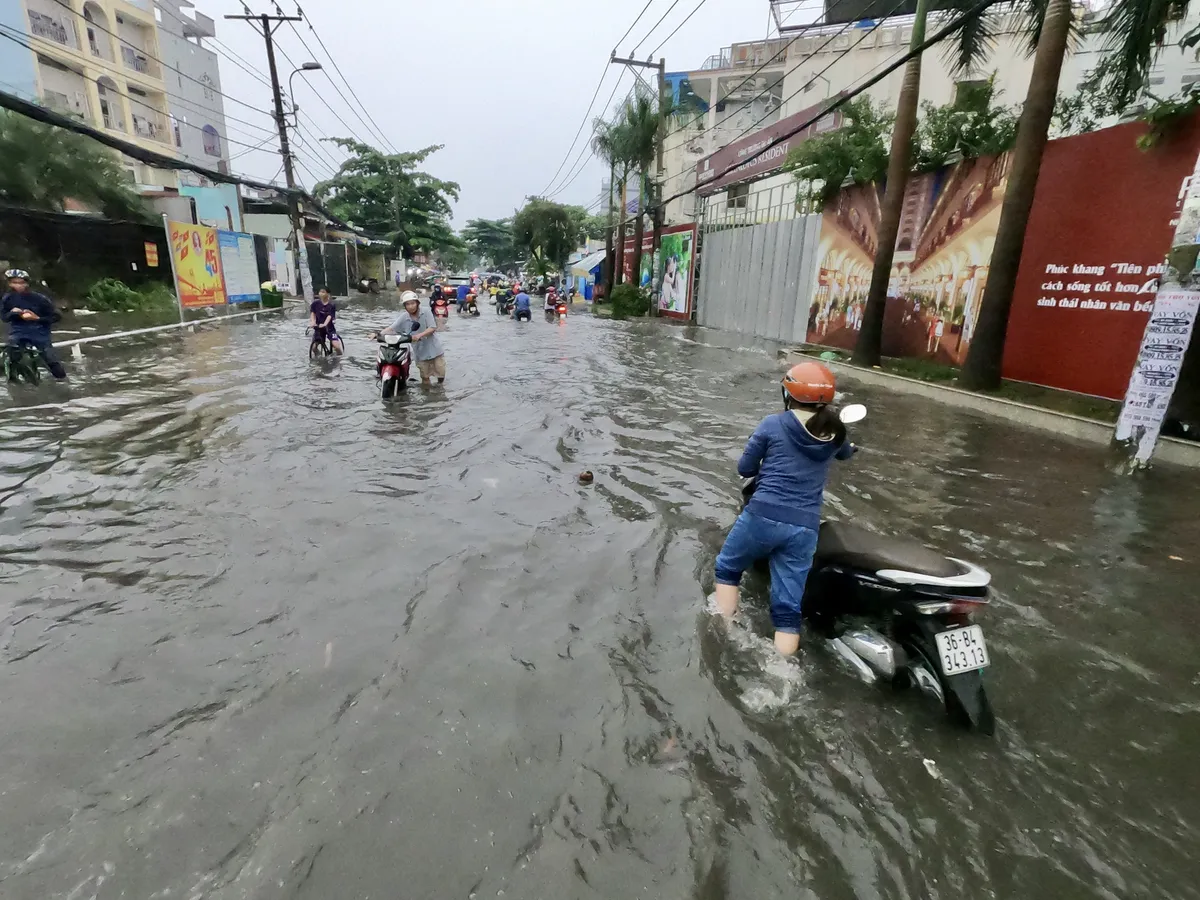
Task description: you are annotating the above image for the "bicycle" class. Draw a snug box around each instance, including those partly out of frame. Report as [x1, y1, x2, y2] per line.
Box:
[307, 327, 334, 359]
[4, 341, 43, 385]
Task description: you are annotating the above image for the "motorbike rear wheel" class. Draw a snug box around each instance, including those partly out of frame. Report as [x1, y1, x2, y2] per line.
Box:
[903, 636, 995, 734]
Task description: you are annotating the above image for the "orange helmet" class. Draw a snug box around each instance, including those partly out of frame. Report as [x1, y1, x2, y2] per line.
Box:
[782, 361, 836, 406]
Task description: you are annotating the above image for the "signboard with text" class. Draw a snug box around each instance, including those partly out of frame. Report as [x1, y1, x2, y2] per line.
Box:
[167, 221, 226, 308]
[695, 99, 841, 197]
[217, 229, 262, 304]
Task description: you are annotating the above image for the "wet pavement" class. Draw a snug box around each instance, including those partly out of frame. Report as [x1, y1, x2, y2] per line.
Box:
[1, 299, 1198, 899]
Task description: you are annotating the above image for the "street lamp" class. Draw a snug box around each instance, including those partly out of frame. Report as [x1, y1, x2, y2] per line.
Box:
[803, 73, 832, 99]
[288, 61, 322, 117]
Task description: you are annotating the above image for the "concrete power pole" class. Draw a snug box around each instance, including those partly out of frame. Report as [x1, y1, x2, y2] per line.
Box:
[225, 10, 313, 302]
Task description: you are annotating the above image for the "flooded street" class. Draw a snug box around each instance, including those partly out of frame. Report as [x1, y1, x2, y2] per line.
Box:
[1, 301, 1198, 899]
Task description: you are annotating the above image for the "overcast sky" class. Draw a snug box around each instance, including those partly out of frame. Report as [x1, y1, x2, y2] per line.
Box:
[203, 0, 785, 226]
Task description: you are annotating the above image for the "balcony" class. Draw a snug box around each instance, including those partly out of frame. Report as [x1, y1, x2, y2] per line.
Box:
[120, 44, 161, 78]
[132, 113, 169, 143]
[28, 10, 79, 49]
[42, 88, 89, 119]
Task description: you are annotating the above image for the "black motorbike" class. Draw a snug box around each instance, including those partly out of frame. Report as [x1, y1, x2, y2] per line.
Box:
[4, 341, 42, 385]
[741, 404, 995, 733]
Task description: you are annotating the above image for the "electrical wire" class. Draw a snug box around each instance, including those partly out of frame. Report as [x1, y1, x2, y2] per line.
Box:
[0, 25, 273, 154]
[659, 0, 883, 158]
[272, 38, 371, 148]
[613, 0, 658, 53]
[292, 4, 396, 152]
[659, 0, 1009, 207]
[630, 0, 684, 57]
[44, 0, 276, 120]
[536, 67, 616, 197]
[648, 0, 710, 57]
[545, 74, 631, 199]
[153, 2, 273, 90]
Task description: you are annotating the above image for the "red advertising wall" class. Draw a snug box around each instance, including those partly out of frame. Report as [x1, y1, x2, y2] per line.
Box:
[1001, 117, 1200, 399]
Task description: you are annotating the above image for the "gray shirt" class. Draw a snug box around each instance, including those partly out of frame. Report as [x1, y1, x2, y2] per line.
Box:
[391, 309, 444, 362]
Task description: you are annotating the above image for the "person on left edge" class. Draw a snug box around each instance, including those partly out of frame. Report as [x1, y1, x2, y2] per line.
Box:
[379, 290, 446, 386]
[309, 286, 344, 354]
[713, 362, 855, 655]
[2, 269, 66, 379]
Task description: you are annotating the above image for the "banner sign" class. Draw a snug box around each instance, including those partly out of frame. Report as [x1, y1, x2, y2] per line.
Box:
[168, 221, 226, 308]
[695, 98, 841, 197]
[217, 229, 262, 304]
[144, 241, 159, 267]
[270, 238, 294, 295]
[1115, 287, 1200, 463]
[620, 224, 697, 319]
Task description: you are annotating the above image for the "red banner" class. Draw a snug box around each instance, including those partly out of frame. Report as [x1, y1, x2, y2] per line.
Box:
[1000, 118, 1200, 399]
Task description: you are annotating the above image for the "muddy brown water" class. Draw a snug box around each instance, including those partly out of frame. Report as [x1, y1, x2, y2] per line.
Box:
[1, 302, 1198, 899]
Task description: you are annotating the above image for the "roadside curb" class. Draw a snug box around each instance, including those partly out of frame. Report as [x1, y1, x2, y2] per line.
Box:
[780, 349, 1200, 469]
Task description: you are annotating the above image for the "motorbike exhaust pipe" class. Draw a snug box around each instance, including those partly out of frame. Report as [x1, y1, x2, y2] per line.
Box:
[842, 630, 905, 679]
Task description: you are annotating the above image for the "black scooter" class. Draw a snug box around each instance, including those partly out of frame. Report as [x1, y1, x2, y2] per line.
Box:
[742, 404, 996, 733]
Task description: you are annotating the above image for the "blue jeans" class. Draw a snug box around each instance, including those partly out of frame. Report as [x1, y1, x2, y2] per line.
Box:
[715, 509, 818, 633]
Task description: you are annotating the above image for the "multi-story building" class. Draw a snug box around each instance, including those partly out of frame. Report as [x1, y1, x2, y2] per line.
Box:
[154, 0, 230, 177]
[1, 0, 180, 188]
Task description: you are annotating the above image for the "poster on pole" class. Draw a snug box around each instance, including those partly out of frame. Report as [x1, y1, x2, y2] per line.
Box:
[270, 238, 294, 294]
[217, 230, 262, 304]
[167, 221, 226, 308]
[1115, 287, 1200, 464]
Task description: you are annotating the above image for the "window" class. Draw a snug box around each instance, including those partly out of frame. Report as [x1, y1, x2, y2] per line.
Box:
[202, 124, 221, 157]
[728, 183, 749, 210]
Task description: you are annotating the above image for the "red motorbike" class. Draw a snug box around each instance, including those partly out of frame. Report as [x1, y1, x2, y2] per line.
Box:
[374, 332, 412, 399]
[555, 301, 568, 323]
[433, 297, 450, 320]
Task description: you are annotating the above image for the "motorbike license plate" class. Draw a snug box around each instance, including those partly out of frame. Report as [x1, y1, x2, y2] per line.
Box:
[935, 625, 990, 676]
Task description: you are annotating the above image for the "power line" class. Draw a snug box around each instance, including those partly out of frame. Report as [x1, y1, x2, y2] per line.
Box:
[226, 133, 277, 161]
[659, 0, 880, 159]
[613, 0, 658, 53]
[546, 74, 631, 199]
[292, 4, 396, 152]
[0, 25, 271, 154]
[661, 0, 1009, 207]
[649, 0, 710, 57]
[283, 19, 392, 152]
[44, 0, 276, 120]
[537, 67, 615, 197]
[271, 37, 369, 147]
[631, 0, 684, 56]
[153, 1, 273, 89]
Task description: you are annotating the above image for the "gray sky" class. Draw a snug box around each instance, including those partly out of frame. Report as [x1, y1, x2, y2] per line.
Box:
[205, 0, 780, 226]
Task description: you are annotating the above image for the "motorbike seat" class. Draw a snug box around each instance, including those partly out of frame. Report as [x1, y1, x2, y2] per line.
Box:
[816, 521, 964, 580]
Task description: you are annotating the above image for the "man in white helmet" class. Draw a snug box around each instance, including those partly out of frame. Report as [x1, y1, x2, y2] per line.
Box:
[374, 290, 446, 385]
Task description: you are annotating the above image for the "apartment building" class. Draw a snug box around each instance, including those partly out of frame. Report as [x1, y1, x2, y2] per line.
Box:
[1, 0, 180, 187]
[154, 0, 230, 177]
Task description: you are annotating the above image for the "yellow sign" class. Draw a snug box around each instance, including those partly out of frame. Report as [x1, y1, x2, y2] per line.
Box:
[144, 241, 159, 267]
[167, 221, 226, 308]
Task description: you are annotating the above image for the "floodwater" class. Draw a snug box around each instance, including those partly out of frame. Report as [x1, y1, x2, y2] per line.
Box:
[1, 300, 1198, 900]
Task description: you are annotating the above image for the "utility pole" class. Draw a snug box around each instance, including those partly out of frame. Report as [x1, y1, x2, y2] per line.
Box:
[611, 54, 668, 316]
[226, 10, 312, 302]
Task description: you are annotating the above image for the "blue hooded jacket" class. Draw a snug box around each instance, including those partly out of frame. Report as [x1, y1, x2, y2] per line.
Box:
[739, 411, 853, 530]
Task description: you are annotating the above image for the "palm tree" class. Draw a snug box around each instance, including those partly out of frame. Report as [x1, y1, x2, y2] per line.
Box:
[591, 120, 622, 293]
[592, 116, 634, 287]
[616, 88, 664, 302]
[855, 0, 995, 366]
[960, 0, 1185, 389]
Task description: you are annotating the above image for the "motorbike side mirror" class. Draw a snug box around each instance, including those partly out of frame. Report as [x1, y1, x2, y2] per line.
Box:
[840, 404, 867, 424]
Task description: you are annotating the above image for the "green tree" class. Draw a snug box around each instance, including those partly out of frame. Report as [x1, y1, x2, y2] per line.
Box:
[0, 109, 146, 219]
[462, 217, 521, 270]
[314, 139, 460, 259]
[961, 0, 1188, 389]
[592, 115, 634, 288]
[562, 205, 607, 242]
[785, 97, 892, 206]
[614, 87, 665, 298]
[912, 77, 1019, 171]
[512, 198, 576, 276]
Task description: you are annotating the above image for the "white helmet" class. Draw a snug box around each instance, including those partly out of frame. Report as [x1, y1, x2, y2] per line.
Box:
[401, 290, 419, 305]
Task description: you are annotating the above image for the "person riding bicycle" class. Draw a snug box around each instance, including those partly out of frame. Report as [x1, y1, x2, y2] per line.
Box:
[3, 269, 65, 380]
[309, 286, 344, 354]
